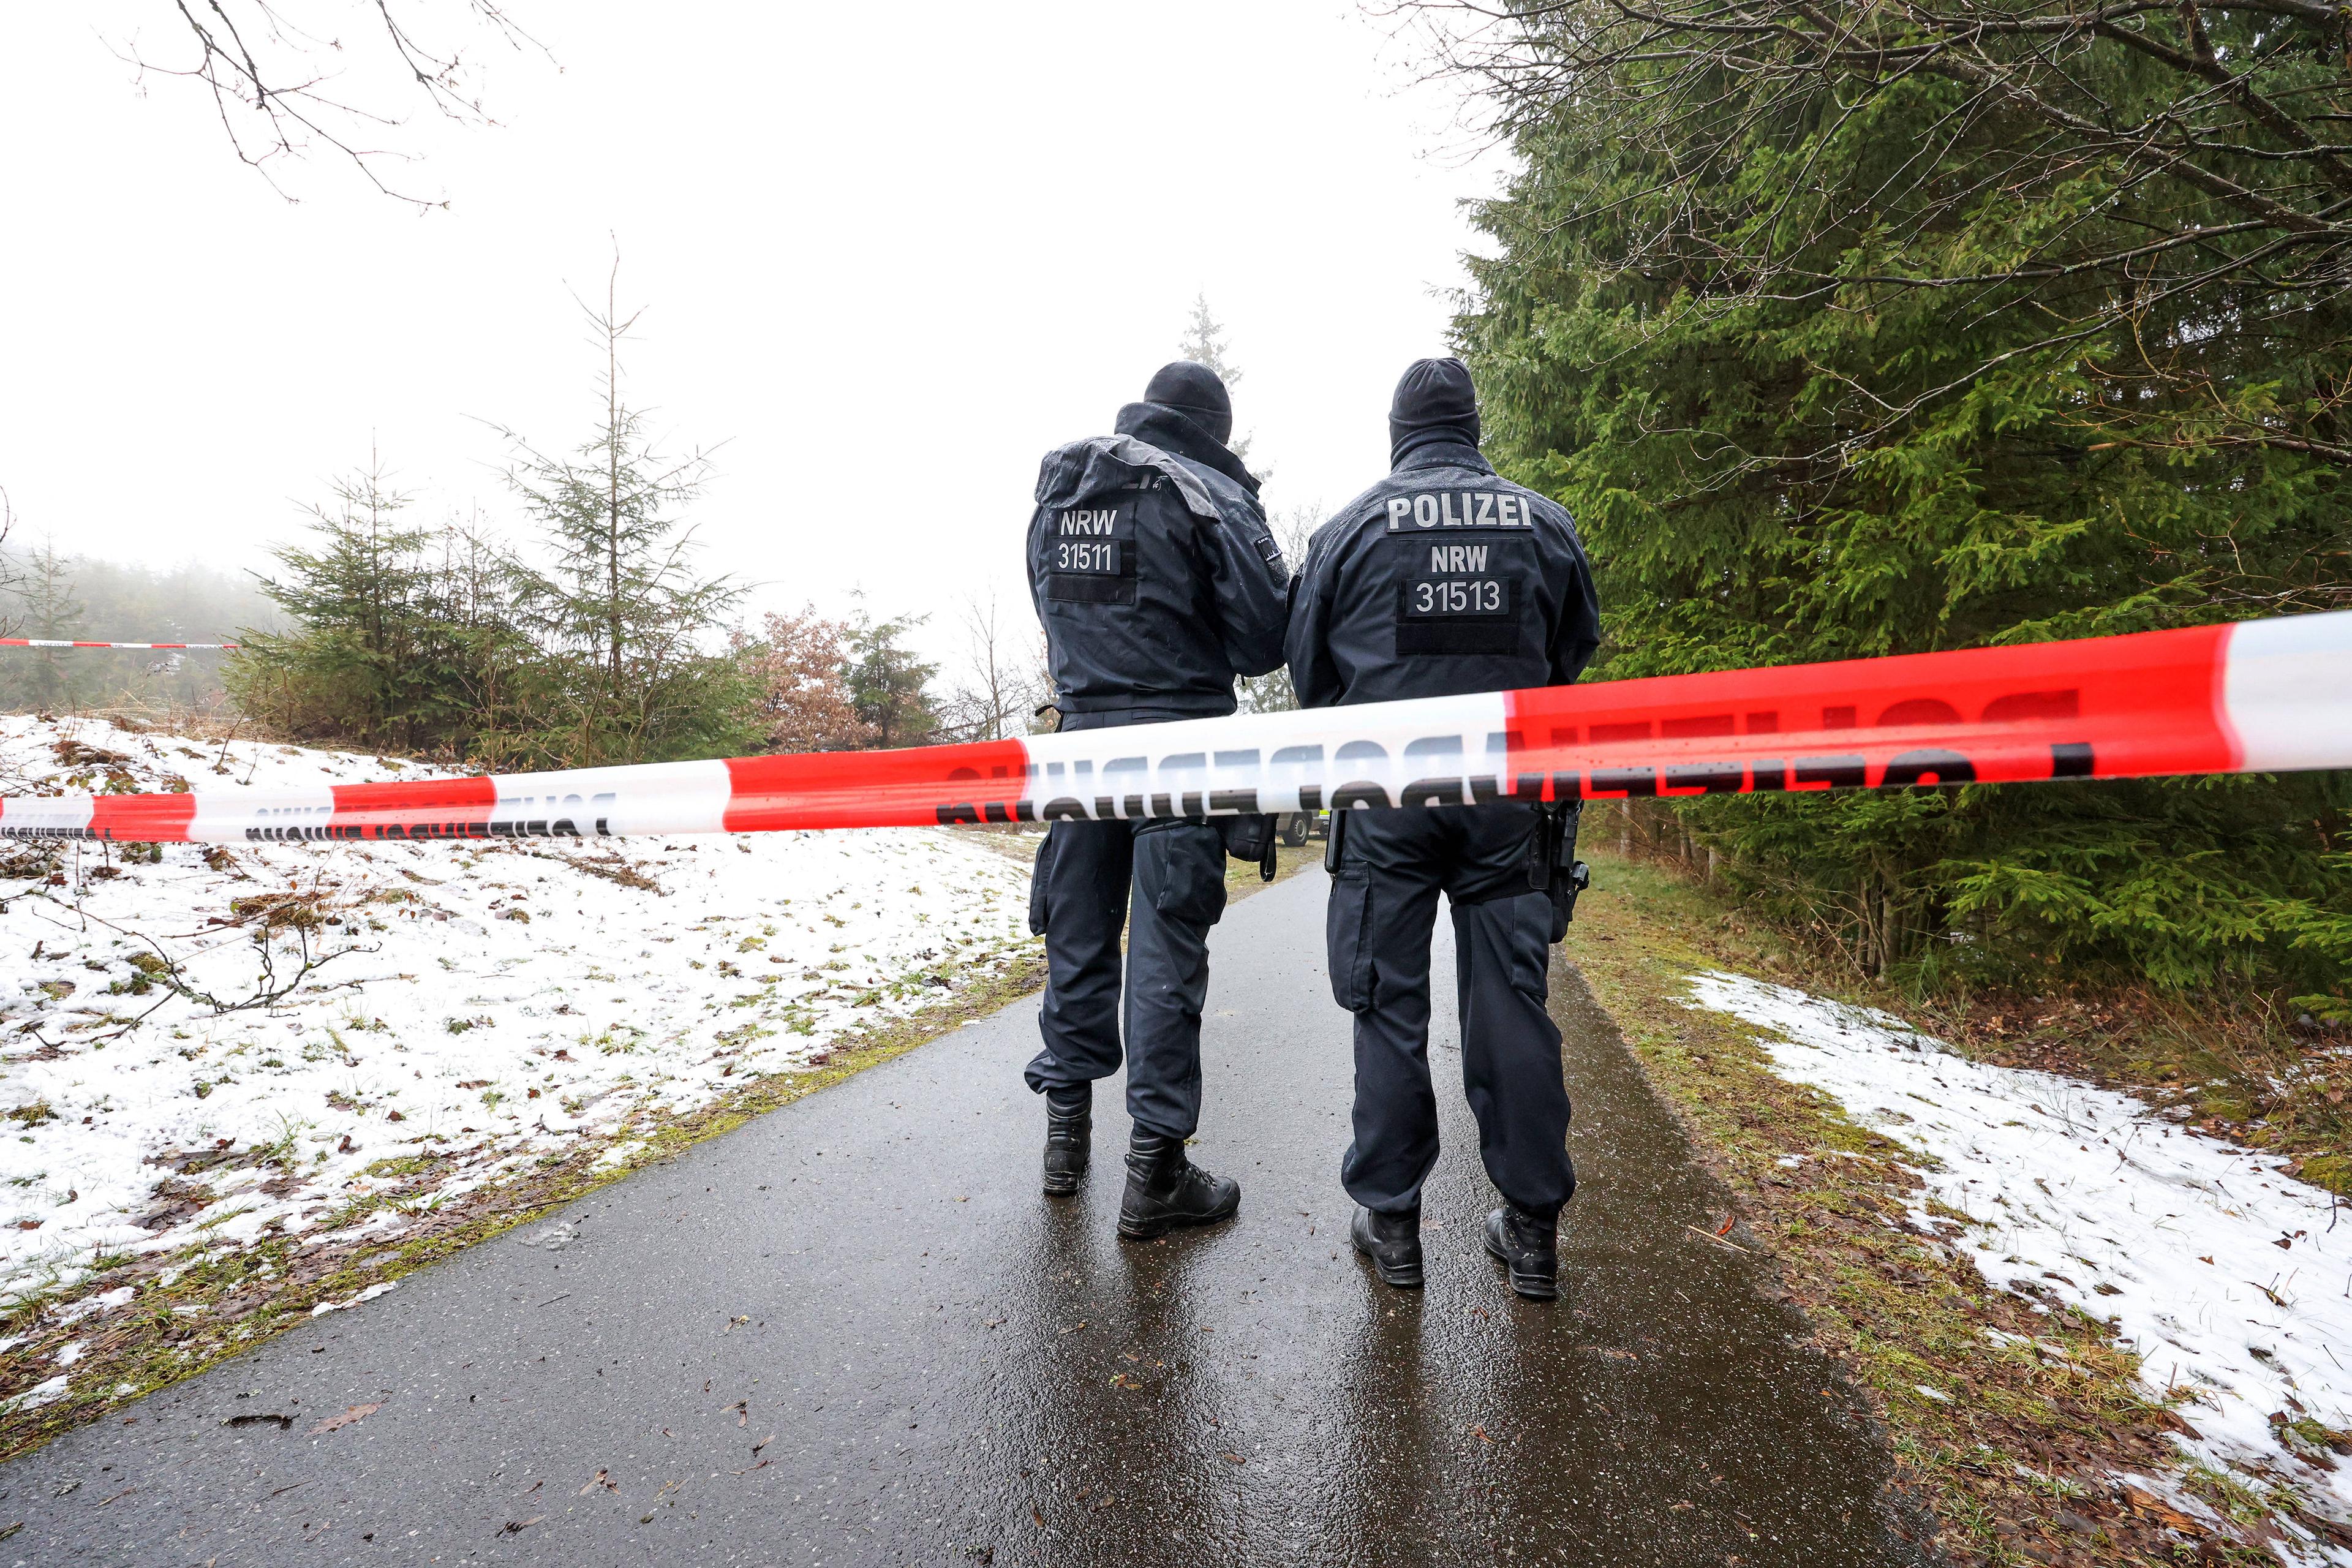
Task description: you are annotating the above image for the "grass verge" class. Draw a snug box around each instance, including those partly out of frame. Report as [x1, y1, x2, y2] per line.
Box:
[1564, 846, 2314, 1567]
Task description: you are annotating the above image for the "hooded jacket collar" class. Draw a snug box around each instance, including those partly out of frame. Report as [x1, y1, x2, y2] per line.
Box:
[1114, 401, 1260, 496]
[1393, 439, 1493, 476]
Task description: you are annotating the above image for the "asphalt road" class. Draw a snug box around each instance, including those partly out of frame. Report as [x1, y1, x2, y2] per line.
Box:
[3, 867, 1936, 1567]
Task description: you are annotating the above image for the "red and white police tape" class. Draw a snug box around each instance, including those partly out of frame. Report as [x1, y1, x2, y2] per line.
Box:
[4, 611, 2348, 845]
[0, 639, 239, 650]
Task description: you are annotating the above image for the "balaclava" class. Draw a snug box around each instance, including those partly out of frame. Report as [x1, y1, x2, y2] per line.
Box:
[1388, 356, 1481, 465]
[1142, 361, 1235, 447]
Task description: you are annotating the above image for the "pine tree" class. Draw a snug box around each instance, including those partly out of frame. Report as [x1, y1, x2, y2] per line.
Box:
[1450, 1, 2352, 1005]
[1175, 292, 1256, 466]
[842, 602, 940, 750]
[255, 454, 432, 660]
[493, 261, 752, 766]
[412, 513, 548, 767]
[15, 537, 86, 711]
[228, 459, 540, 758]
[230, 453, 448, 750]
[1176, 293, 1238, 386]
[0, 533, 276, 716]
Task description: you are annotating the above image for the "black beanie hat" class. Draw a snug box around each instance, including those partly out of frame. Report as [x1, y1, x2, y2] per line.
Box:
[1142, 361, 1234, 446]
[1389, 356, 1480, 464]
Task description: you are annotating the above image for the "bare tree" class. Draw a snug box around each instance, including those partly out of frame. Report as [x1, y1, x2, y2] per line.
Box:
[0, 488, 21, 639]
[104, 2, 551, 206]
[937, 588, 1050, 743]
[1236, 505, 1319, 714]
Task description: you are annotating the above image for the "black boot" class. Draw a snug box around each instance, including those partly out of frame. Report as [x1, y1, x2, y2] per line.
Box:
[1117, 1131, 1240, 1240]
[1351, 1205, 1423, 1289]
[1484, 1204, 1559, 1300]
[1042, 1094, 1090, 1197]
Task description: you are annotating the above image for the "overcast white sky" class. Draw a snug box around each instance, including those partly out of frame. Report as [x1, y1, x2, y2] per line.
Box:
[0, 3, 1505, 655]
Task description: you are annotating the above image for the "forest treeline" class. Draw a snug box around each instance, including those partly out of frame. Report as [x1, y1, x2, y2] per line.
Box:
[221, 290, 1305, 769]
[1, 473, 1021, 772]
[1, 289, 1282, 770]
[220, 281, 1046, 771]
[13, 13, 2350, 1014]
[0, 540, 277, 717]
[1434, 0, 2351, 1008]
[0, 281, 1046, 772]
[214, 456, 1029, 771]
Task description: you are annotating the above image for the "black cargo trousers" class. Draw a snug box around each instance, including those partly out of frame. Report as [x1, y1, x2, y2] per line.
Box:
[1327, 802, 1575, 1221]
[1023, 815, 1229, 1140]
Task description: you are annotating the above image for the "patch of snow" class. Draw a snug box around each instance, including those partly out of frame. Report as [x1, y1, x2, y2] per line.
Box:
[0, 1374, 69, 1413]
[49, 1284, 135, 1324]
[0, 715, 1037, 1316]
[2117, 1469, 2229, 1530]
[52, 1340, 83, 1366]
[310, 1280, 398, 1317]
[1684, 970, 2352, 1551]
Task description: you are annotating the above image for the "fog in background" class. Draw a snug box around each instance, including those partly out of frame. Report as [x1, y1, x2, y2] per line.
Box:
[0, 4, 1497, 658]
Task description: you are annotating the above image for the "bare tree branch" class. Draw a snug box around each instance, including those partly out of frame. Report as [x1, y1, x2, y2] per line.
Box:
[0, 488, 21, 641]
[104, 1, 551, 207]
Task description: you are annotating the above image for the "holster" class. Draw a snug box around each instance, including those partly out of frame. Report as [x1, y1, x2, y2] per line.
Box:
[1218, 813, 1280, 883]
[1526, 802, 1591, 942]
[1027, 832, 1055, 936]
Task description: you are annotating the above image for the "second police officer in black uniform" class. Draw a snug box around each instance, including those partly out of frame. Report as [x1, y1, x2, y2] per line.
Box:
[1286, 358, 1601, 1299]
[1024, 362, 1290, 1239]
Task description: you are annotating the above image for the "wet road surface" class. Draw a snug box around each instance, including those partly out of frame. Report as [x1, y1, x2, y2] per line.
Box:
[4, 868, 1935, 1566]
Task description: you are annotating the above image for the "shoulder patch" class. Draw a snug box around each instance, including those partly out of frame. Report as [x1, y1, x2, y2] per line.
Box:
[1044, 491, 1143, 605]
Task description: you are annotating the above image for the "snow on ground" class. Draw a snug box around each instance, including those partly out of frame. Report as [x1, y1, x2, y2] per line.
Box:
[1685, 970, 2352, 1556]
[0, 715, 1035, 1345]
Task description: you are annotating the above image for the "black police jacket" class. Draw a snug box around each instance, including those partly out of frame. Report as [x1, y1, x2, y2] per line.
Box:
[1286, 440, 1599, 709]
[1028, 402, 1289, 728]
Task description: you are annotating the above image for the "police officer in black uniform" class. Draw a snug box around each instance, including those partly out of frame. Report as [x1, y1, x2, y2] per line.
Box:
[1024, 361, 1290, 1239]
[1286, 358, 1600, 1298]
